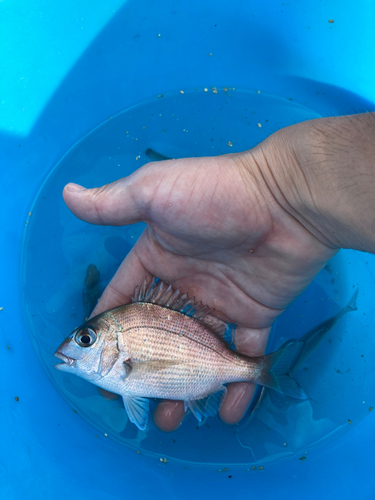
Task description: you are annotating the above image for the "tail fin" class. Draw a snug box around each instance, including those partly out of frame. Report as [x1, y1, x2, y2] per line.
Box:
[345, 288, 358, 312]
[259, 341, 306, 399]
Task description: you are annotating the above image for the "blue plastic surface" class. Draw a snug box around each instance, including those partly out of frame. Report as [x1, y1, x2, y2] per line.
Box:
[1, 1, 375, 499]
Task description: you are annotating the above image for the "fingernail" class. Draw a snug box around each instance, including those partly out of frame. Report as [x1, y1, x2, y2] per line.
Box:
[65, 183, 86, 193]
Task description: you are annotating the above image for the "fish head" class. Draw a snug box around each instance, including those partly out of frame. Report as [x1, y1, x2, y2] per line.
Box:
[54, 313, 120, 383]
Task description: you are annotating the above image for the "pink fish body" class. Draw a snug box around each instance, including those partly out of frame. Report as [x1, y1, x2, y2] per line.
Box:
[55, 278, 305, 430]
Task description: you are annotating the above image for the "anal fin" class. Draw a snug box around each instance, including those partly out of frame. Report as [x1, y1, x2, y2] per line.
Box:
[185, 385, 227, 422]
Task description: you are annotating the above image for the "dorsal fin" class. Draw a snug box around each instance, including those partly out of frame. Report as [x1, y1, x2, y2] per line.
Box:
[198, 315, 235, 345]
[132, 277, 235, 345]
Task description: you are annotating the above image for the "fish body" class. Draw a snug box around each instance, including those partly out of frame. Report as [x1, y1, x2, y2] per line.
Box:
[55, 278, 305, 430]
[82, 264, 101, 320]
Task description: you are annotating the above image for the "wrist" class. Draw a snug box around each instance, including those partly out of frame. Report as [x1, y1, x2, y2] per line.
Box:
[249, 113, 375, 253]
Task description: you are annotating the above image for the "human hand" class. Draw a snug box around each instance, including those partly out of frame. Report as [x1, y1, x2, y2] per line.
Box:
[64, 113, 375, 431]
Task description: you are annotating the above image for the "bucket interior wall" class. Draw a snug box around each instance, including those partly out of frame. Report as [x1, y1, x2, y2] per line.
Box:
[1, 1, 375, 499]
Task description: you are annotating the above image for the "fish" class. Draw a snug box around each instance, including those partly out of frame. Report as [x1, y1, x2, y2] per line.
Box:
[245, 289, 359, 421]
[145, 148, 171, 162]
[55, 277, 305, 431]
[291, 288, 358, 373]
[82, 264, 101, 320]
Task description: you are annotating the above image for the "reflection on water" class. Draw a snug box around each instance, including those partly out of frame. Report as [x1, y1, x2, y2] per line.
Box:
[237, 390, 345, 463]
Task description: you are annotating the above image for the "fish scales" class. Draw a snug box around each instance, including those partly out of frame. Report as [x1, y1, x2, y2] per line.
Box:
[108, 302, 254, 400]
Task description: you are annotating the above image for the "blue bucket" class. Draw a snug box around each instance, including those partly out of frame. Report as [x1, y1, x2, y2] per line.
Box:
[2, 1, 375, 498]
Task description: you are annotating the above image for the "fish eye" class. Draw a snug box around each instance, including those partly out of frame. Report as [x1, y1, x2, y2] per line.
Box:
[75, 327, 97, 347]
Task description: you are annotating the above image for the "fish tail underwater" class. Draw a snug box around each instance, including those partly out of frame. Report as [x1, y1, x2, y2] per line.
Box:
[257, 341, 306, 399]
[291, 288, 359, 374]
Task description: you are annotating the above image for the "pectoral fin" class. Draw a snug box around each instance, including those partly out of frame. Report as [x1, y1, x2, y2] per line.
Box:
[185, 385, 227, 422]
[122, 396, 150, 431]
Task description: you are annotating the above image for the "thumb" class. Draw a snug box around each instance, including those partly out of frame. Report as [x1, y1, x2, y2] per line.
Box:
[62, 166, 156, 226]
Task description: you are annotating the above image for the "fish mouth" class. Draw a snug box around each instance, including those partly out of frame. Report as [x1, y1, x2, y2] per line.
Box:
[54, 351, 75, 367]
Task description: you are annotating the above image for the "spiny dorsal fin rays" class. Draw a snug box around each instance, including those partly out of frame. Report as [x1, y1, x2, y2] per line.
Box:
[198, 315, 234, 344]
[131, 276, 234, 345]
[157, 284, 173, 306]
[145, 278, 163, 302]
[166, 287, 182, 308]
[132, 277, 149, 302]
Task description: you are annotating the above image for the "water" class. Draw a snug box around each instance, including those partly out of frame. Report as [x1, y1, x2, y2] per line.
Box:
[21, 87, 375, 467]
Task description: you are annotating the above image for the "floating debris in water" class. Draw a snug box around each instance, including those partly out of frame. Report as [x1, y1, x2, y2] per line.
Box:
[160, 457, 167, 463]
[257, 123, 262, 128]
[0, 307, 3, 311]
[15, 397, 19, 401]
[348, 419, 352, 424]
[328, 19, 334, 23]
[369, 407, 374, 412]
[299, 456, 307, 461]
[227, 141, 233, 147]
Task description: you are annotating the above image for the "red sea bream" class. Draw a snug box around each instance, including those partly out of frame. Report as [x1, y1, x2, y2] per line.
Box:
[55, 278, 305, 430]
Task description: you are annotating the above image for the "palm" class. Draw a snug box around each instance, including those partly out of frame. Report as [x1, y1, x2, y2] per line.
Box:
[64, 152, 336, 430]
